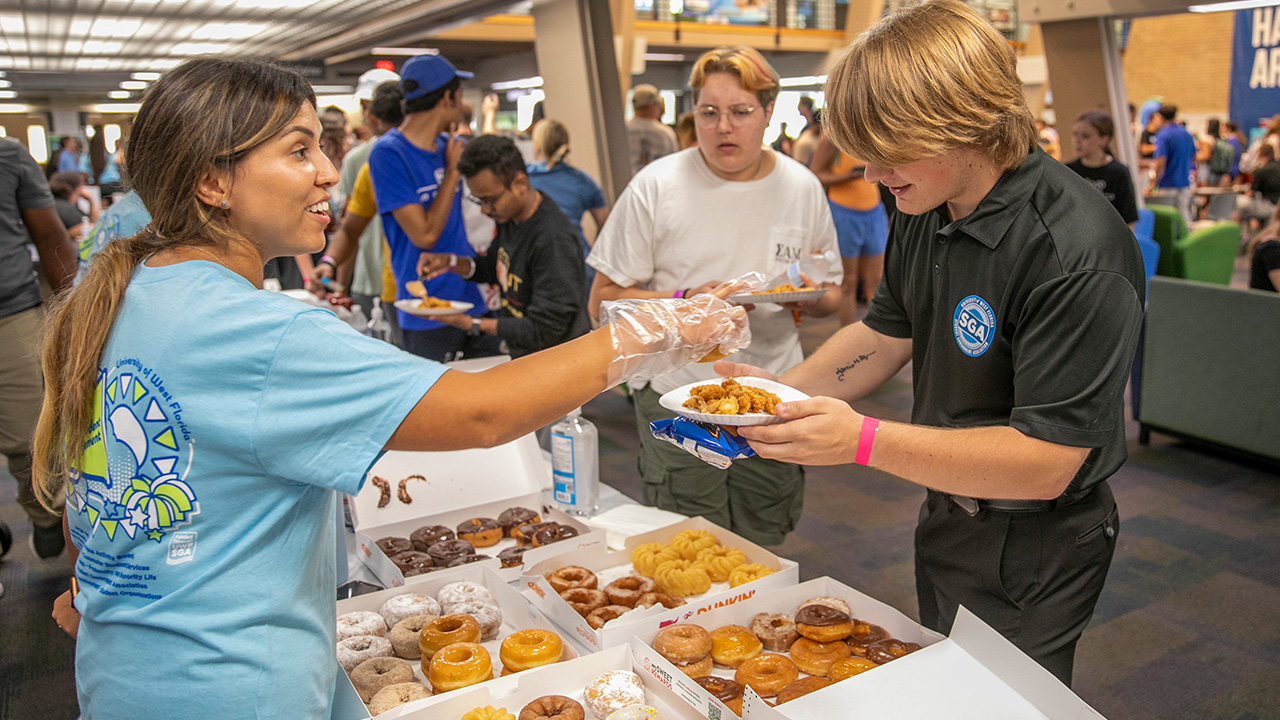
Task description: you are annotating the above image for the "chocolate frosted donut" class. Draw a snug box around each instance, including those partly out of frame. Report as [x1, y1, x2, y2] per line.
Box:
[457, 518, 504, 547]
[448, 554, 491, 567]
[532, 523, 579, 547]
[795, 604, 850, 626]
[498, 546, 527, 568]
[389, 551, 434, 575]
[376, 536, 413, 557]
[410, 525, 454, 552]
[513, 521, 557, 546]
[498, 507, 541, 536]
[427, 539, 475, 566]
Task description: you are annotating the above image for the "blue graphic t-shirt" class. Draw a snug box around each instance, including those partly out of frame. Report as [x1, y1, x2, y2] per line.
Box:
[367, 128, 484, 331]
[1155, 123, 1197, 189]
[67, 260, 445, 720]
[76, 190, 151, 284]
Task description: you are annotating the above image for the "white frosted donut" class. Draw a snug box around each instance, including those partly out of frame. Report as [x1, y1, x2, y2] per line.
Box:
[337, 634, 392, 673]
[337, 610, 387, 642]
[380, 592, 442, 628]
[449, 601, 503, 642]
[584, 670, 646, 720]
[437, 581, 495, 613]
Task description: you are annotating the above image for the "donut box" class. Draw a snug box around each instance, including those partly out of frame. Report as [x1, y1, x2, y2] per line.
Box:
[521, 517, 799, 652]
[396, 645, 707, 720]
[333, 565, 580, 720]
[347, 434, 606, 585]
[627, 576, 944, 719]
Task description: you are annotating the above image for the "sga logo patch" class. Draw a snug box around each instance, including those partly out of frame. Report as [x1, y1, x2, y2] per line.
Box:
[952, 295, 996, 357]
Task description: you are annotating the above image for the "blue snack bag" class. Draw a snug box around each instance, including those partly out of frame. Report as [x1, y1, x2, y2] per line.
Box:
[650, 417, 757, 469]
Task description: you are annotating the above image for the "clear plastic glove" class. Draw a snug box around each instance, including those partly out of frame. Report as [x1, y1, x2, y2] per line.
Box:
[601, 273, 763, 387]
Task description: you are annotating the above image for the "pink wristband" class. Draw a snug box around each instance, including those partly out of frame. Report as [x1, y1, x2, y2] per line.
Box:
[854, 417, 879, 466]
[672, 289, 685, 299]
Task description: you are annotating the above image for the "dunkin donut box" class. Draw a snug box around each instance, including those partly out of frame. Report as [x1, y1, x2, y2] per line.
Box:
[521, 516, 799, 652]
[397, 644, 706, 720]
[627, 576, 943, 720]
[332, 565, 579, 720]
[348, 432, 605, 586]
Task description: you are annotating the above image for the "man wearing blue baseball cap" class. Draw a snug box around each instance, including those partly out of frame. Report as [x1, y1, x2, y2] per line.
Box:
[366, 54, 499, 361]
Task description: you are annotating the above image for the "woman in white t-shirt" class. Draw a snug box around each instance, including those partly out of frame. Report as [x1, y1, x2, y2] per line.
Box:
[587, 46, 842, 546]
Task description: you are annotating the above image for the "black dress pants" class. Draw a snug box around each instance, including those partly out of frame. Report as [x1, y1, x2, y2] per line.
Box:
[915, 481, 1118, 686]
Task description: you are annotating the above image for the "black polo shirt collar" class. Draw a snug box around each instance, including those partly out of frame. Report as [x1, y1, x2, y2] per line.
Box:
[933, 146, 1042, 249]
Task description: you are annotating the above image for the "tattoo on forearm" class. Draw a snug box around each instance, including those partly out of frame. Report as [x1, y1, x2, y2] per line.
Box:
[835, 352, 876, 382]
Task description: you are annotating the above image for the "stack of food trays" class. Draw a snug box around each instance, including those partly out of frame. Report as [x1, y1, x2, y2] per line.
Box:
[522, 517, 799, 651]
[334, 566, 579, 719]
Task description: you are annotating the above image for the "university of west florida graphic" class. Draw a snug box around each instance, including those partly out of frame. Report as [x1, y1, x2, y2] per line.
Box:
[67, 365, 199, 543]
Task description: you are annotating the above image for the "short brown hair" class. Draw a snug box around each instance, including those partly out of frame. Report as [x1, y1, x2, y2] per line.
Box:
[689, 46, 779, 109]
[823, 0, 1036, 170]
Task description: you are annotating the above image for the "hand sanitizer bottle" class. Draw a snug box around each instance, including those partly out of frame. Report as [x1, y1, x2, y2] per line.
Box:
[551, 408, 599, 517]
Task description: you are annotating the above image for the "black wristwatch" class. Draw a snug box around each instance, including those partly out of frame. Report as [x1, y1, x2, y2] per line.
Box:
[467, 318, 482, 337]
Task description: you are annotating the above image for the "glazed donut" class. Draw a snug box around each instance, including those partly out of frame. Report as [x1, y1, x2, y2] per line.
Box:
[694, 676, 744, 717]
[603, 575, 657, 607]
[337, 610, 387, 641]
[653, 559, 711, 597]
[584, 670, 646, 720]
[418, 614, 481, 662]
[695, 545, 747, 582]
[865, 638, 922, 664]
[388, 614, 433, 659]
[795, 604, 853, 643]
[428, 642, 493, 693]
[380, 592, 441, 628]
[461, 706, 515, 720]
[710, 624, 763, 667]
[727, 563, 774, 588]
[389, 551, 435, 576]
[750, 612, 800, 653]
[427, 539, 475, 566]
[560, 588, 608, 617]
[845, 620, 890, 655]
[675, 655, 713, 678]
[410, 524, 454, 551]
[635, 592, 686, 610]
[450, 601, 503, 642]
[670, 529, 718, 560]
[368, 682, 431, 714]
[829, 656, 880, 681]
[498, 546, 527, 568]
[457, 518, 504, 547]
[652, 623, 713, 665]
[586, 604, 631, 630]
[350, 656, 414, 702]
[733, 653, 799, 698]
[376, 536, 413, 557]
[798, 596, 851, 617]
[789, 637, 852, 677]
[448, 554, 491, 567]
[546, 565, 598, 594]
[513, 521, 557, 546]
[498, 506, 541, 536]
[438, 581, 496, 612]
[337, 634, 392, 673]
[518, 695, 585, 720]
[630, 543, 681, 578]
[499, 628, 564, 672]
[532, 523, 580, 547]
[776, 676, 831, 705]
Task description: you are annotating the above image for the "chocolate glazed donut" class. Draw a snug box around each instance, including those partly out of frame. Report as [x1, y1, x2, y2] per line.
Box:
[427, 539, 475, 566]
[498, 507, 541, 537]
[532, 524, 579, 547]
[410, 525, 454, 552]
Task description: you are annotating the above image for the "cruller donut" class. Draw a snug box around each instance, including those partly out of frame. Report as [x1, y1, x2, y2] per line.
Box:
[734, 653, 799, 697]
[630, 543, 680, 578]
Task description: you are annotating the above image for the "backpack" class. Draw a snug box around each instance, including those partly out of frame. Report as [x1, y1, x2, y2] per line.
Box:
[1209, 138, 1234, 175]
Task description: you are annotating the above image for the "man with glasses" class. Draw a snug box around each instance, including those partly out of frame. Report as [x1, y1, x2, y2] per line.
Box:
[415, 135, 589, 358]
[588, 46, 841, 547]
[365, 53, 491, 361]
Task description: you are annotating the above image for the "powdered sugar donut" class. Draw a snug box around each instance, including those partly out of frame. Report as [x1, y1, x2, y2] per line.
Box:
[583, 670, 646, 720]
[450, 601, 503, 641]
[380, 593, 442, 628]
[437, 581, 495, 612]
[337, 610, 387, 642]
[337, 634, 392, 673]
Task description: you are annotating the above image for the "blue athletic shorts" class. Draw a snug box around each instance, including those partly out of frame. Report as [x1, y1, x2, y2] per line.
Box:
[830, 201, 889, 258]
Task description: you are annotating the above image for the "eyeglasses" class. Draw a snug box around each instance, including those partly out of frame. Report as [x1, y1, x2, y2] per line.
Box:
[466, 185, 510, 210]
[695, 104, 761, 128]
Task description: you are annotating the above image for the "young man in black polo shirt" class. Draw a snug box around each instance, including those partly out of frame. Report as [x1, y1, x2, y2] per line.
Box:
[417, 134, 589, 358]
[718, 0, 1145, 686]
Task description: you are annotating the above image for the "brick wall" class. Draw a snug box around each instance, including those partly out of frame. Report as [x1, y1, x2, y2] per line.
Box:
[1122, 12, 1235, 117]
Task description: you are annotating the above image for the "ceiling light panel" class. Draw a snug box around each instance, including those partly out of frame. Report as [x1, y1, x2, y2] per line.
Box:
[0, 13, 24, 34]
[169, 42, 232, 55]
[189, 22, 273, 40]
[93, 18, 144, 36]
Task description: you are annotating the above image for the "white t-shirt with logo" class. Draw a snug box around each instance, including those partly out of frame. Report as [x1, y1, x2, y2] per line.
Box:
[588, 147, 840, 394]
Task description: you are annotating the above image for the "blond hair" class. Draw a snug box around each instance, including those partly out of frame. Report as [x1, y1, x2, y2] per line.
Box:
[533, 119, 570, 169]
[823, 0, 1036, 171]
[33, 57, 315, 509]
[689, 46, 780, 109]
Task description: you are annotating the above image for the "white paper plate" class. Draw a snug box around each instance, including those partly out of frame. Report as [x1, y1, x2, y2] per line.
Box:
[394, 298, 475, 317]
[658, 377, 809, 426]
[729, 287, 828, 305]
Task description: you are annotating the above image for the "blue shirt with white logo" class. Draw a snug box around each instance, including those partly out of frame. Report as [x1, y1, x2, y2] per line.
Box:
[68, 260, 444, 720]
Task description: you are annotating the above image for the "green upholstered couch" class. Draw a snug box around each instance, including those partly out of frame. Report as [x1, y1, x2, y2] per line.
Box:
[1146, 204, 1239, 284]
[1139, 277, 1280, 460]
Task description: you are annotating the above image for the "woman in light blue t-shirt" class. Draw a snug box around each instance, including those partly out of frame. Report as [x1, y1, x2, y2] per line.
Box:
[32, 56, 748, 720]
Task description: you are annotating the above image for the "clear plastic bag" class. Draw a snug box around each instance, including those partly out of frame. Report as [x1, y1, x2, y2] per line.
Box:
[601, 273, 763, 386]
